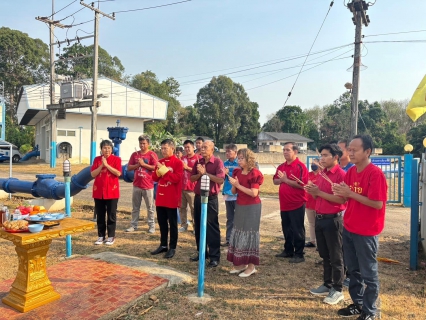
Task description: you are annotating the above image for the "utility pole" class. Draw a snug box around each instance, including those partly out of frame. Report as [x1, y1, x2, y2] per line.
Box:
[80, 2, 115, 164]
[36, 1, 67, 168]
[347, 0, 370, 138]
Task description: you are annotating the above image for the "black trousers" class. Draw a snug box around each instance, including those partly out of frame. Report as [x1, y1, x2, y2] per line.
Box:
[156, 206, 178, 249]
[95, 198, 118, 238]
[194, 194, 221, 261]
[280, 205, 305, 258]
[315, 215, 344, 292]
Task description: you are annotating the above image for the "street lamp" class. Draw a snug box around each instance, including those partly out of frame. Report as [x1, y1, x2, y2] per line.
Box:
[404, 144, 414, 153]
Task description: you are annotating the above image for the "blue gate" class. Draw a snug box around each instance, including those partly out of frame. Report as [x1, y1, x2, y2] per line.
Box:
[306, 155, 402, 204]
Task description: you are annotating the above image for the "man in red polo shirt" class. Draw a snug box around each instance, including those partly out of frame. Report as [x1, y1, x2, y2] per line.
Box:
[190, 140, 225, 268]
[333, 135, 387, 320]
[273, 142, 308, 263]
[151, 139, 184, 259]
[179, 139, 201, 232]
[305, 143, 346, 305]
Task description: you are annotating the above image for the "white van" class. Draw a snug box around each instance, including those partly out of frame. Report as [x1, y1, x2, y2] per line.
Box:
[0, 141, 23, 163]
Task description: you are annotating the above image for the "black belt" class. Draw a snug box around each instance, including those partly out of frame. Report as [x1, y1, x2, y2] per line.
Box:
[315, 212, 343, 219]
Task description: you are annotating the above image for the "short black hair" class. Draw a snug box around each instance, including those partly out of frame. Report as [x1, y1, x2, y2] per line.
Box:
[337, 139, 349, 147]
[225, 143, 237, 151]
[319, 143, 343, 159]
[183, 139, 194, 146]
[352, 135, 374, 156]
[161, 139, 175, 148]
[138, 135, 150, 143]
[176, 146, 184, 153]
[195, 137, 204, 142]
[284, 142, 299, 152]
[100, 139, 113, 149]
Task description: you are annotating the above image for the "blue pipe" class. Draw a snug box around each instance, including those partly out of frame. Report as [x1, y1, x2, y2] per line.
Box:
[197, 196, 208, 297]
[0, 167, 93, 200]
[20, 150, 40, 162]
[0, 164, 146, 199]
[410, 158, 420, 270]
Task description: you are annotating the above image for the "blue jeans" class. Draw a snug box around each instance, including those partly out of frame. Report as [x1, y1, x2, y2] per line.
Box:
[343, 228, 379, 316]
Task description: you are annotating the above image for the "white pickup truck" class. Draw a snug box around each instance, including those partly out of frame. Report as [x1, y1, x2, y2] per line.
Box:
[0, 141, 23, 163]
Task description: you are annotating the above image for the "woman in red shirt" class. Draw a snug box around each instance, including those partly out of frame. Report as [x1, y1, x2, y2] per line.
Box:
[227, 148, 264, 278]
[91, 140, 122, 246]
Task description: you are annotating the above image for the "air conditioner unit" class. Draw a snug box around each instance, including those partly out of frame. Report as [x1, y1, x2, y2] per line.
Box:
[60, 82, 84, 103]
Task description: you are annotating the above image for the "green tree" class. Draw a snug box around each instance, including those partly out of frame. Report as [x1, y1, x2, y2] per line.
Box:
[131, 71, 183, 135]
[55, 43, 125, 81]
[0, 27, 49, 120]
[177, 106, 200, 136]
[236, 102, 261, 149]
[194, 75, 260, 147]
[319, 92, 351, 144]
[5, 114, 35, 148]
[381, 99, 413, 135]
[407, 124, 426, 157]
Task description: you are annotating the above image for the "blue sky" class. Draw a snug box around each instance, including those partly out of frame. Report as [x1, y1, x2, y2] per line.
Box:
[2, 0, 426, 125]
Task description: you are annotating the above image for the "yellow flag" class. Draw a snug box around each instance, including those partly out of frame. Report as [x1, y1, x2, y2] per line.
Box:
[406, 75, 426, 121]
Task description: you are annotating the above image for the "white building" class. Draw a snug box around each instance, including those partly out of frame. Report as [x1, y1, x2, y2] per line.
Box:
[16, 77, 168, 164]
[257, 132, 313, 153]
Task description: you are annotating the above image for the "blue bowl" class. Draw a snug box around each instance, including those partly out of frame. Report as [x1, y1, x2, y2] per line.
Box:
[50, 213, 65, 220]
[28, 224, 44, 233]
[29, 216, 42, 221]
[42, 215, 56, 221]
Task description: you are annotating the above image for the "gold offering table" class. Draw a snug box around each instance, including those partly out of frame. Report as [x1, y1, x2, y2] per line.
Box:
[0, 218, 95, 312]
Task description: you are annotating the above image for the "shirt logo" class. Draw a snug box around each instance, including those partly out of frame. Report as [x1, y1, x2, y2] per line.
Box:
[349, 182, 363, 194]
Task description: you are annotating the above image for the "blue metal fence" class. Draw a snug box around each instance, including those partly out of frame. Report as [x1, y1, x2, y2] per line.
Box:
[306, 155, 402, 204]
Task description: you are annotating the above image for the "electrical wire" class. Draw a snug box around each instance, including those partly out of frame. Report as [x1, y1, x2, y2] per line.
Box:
[44, 24, 61, 43]
[175, 43, 352, 79]
[112, 0, 192, 14]
[179, 45, 353, 87]
[58, 7, 85, 22]
[179, 44, 353, 85]
[76, 29, 94, 38]
[65, 16, 76, 40]
[246, 50, 352, 91]
[364, 29, 426, 37]
[364, 40, 426, 44]
[46, 0, 78, 18]
[66, 19, 95, 28]
[282, 0, 334, 107]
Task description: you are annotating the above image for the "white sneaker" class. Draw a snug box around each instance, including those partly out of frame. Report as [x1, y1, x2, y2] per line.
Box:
[323, 288, 344, 305]
[94, 237, 104, 245]
[148, 227, 155, 234]
[126, 226, 136, 232]
[105, 237, 115, 245]
[178, 227, 187, 233]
